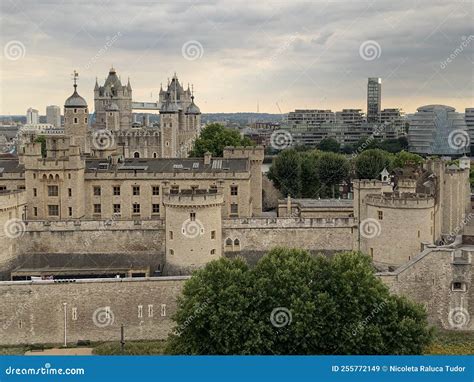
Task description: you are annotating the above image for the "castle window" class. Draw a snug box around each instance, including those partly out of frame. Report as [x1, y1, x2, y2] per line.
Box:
[153, 153, 157, 158]
[370, 248, 374, 259]
[452, 282, 466, 292]
[234, 239, 240, 249]
[225, 238, 233, 249]
[190, 212, 196, 221]
[230, 203, 238, 216]
[72, 307, 77, 321]
[377, 211, 383, 220]
[211, 249, 216, 255]
[133, 203, 140, 214]
[33, 173, 36, 179]
[48, 205, 59, 216]
[169, 230, 173, 240]
[34, 207, 38, 216]
[113, 204, 121, 214]
[74, 117, 78, 124]
[68, 188, 72, 197]
[211, 230, 216, 239]
[417, 230, 420, 238]
[133, 186, 140, 196]
[152, 204, 160, 214]
[113, 186, 121, 196]
[93, 204, 101, 214]
[74, 108, 77, 113]
[169, 249, 174, 255]
[166, 142, 169, 147]
[48, 185, 58, 197]
[161, 304, 166, 317]
[68, 207, 72, 217]
[138, 305, 143, 318]
[133, 152, 140, 158]
[68, 174, 71, 179]
[152, 186, 160, 196]
[33, 188, 37, 197]
[230, 185, 238, 196]
[85, 117, 88, 123]
[93, 186, 101, 196]
[148, 305, 153, 318]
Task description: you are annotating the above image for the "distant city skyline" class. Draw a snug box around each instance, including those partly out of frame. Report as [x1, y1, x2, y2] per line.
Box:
[0, 0, 472, 115]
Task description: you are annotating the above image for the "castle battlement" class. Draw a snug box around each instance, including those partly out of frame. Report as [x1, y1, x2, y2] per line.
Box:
[223, 216, 356, 228]
[163, 189, 224, 207]
[352, 179, 384, 189]
[365, 193, 434, 208]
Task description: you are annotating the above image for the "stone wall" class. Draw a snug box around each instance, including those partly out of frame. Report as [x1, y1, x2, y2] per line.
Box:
[378, 247, 473, 330]
[0, 276, 187, 346]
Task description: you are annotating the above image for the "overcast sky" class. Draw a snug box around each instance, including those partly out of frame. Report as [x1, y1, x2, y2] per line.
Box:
[0, 0, 472, 115]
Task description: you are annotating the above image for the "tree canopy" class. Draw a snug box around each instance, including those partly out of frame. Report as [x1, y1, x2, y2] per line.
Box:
[166, 248, 433, 355]
[317, 138, 340, 153]
[354, 149, 393, 179]
[189, 123, 254, 157]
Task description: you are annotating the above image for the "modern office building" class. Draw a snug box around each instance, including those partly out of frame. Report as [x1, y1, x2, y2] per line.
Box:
[287, 109, 336, 129]
[46, 105, 61, 128]
[465, 108, 474, 153]
[408, 105, 468, 156]
[26, 108, 39, 125]
[367, 77, 382, 122]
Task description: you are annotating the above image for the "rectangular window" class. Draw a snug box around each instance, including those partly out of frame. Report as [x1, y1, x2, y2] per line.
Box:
[230, 185, 238, 196]
[190, 212, 196, 221]
[68, 207, 72, 216]
[72, 307, 77, 321]
[148, 304, 153, 318]
[152, 186, 160, 196]
[378, 210, 383, 220]
[68, 188, 72, 197]
[132, 186, 140, 196]
[33, 188, 37, 197]
[452, 282, 466, 291]
[34, 207, 38, 216]
[230, 203, 238, 215]
[48, 185, 58, 197]
[211, 230, 216, 239]
[113, 204, 121, 214]
[152, 204, 160, 214]
[133, 203, 140, 214]
[113, 186, 121, 196]
[93, 204, 101, 214]
[169, 230, 174, 240]
[93, 186, 101, 196]
[161, 304, 166, 317]
[138, 305, 143, 318]
[48, 205, 59, 216]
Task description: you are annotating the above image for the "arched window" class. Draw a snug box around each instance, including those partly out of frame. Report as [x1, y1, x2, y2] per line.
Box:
[210, 249, 216, 255]
[234, 239, 241, 251]
[153, 152, 157, 158]
[225, 238, 233, 248]
[133, 152, 140, 158]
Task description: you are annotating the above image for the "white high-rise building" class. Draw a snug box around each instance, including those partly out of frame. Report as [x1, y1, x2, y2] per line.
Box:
[367, 77, 382, 123]
[46, 105, 61, 128]
[26, 107, 39, 124]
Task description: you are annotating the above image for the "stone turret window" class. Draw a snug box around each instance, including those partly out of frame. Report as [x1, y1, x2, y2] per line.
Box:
[152, 186, 160, 195]
[132, 203, 140, 214]
[169, 230, 173, 240]
[74, 117, 78, 124]
[68, 188, 72, 197]
[190, 212, 196, 221]
[93, 204, 101, 214]
[377, 211, 383, 220]
[452, 282, 467, 292]
[48, 185, 58, 197]
[211, 230, 216, 239]
[152, 204, 160, 214]
[230, 185, 238, 196]
[68, 207, 72, 217]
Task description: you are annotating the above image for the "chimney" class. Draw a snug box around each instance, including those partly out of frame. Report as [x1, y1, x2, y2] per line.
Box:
[204, 151, 212, 165]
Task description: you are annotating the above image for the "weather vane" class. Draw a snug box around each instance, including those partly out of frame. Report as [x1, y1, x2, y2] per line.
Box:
[72, 70, 79, 88]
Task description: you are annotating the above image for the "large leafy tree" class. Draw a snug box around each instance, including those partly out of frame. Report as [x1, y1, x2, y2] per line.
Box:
[267, 149, 302, 198]
[315, 152, 350, 198]
[354, 149, 393, 179]
[166, 248, 433, 355]
[189, 123, 254, 157]
[392, 150, 424, 169]
[300, 150, 321, 198]
[317, 138, 340, 153]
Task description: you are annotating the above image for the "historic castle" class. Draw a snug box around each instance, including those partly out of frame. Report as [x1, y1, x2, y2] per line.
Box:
[0, 74, 472, 346]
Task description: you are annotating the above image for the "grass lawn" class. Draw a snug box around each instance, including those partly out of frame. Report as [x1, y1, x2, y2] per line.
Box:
[425, 330, 474, 355]
[92, 340, 167, 355]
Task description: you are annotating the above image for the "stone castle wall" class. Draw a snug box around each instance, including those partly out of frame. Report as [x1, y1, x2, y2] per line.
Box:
[0, 277, 187, 346]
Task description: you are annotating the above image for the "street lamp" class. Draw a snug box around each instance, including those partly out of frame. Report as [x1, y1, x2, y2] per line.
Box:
[63, 302, 67, 347]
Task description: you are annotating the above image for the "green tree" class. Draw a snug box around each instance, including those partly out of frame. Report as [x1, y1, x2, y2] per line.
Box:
[318, 138, 340, 153]
[315, 152, 350, 198]
[300, 150, 321, 198]
[355, 149, 392, 179]
[34, 135, 47, 158]
[166, 248, 433, 355]
[189, 123, 254, 157]
[267, 149, 302, 198]
[392, 150, 424, 169]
